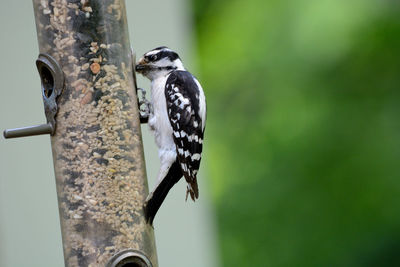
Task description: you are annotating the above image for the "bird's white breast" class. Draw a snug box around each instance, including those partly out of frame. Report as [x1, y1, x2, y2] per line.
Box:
[149, 74, 176, 151]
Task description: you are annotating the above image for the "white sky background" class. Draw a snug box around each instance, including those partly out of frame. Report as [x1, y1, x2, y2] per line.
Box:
[0, 1, 219, 266]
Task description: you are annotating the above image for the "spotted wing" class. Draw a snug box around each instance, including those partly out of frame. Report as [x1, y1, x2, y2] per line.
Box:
[165, 71, 206, 200]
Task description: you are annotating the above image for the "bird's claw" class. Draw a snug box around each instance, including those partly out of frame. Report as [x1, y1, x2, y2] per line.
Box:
[137, 87, 152, 124]
[131, 47, 151, 124]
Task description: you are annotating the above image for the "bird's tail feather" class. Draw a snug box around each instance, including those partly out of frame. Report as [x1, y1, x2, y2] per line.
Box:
[186, 180, 199, 201]
[144, 161, 182, 225]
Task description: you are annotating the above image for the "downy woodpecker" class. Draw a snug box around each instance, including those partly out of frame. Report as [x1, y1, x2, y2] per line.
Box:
[136, 47, 206, 225]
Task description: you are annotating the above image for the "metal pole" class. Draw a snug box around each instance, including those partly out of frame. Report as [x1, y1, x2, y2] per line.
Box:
[31, 1, 157, 266]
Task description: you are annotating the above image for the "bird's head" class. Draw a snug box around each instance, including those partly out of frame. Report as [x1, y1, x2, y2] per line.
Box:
[135, 46, 185, 80]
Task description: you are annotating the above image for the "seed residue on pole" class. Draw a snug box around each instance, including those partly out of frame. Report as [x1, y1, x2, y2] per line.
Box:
[33, 0, 157, 266]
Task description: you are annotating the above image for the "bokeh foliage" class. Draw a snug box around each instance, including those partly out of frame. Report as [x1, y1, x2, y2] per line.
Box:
[192, 0, 400, 266]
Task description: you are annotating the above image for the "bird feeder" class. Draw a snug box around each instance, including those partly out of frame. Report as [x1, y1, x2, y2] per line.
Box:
[4, 0, 158, 266]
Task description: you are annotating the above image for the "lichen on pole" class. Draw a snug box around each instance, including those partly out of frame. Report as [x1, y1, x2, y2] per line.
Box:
[32, 0, 157, 266]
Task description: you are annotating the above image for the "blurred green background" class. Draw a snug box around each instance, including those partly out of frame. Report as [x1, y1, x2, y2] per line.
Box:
[193, 0, 400, 266]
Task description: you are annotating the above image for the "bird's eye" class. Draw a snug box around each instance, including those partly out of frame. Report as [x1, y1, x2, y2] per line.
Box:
[151, 55, 158, 61]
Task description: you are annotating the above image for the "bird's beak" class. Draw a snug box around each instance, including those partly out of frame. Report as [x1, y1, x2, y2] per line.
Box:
[135, 57, 149, 73]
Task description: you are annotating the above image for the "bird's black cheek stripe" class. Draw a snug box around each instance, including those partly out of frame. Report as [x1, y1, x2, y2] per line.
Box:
[157, 66, 177, 71]
[158, 50, 179, 61]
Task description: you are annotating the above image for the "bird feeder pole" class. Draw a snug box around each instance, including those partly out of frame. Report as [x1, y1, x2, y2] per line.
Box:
[22, 0, 158, 266]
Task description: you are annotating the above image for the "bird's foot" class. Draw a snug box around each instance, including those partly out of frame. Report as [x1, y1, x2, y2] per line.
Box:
[131, 47, 152, 124]
[137, 87, 152, 124]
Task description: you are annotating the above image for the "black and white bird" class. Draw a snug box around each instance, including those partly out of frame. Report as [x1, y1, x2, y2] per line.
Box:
[135, 47, 206, 225]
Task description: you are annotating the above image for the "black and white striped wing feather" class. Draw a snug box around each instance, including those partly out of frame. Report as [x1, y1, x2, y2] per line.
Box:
[165, 71, 205, 200]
